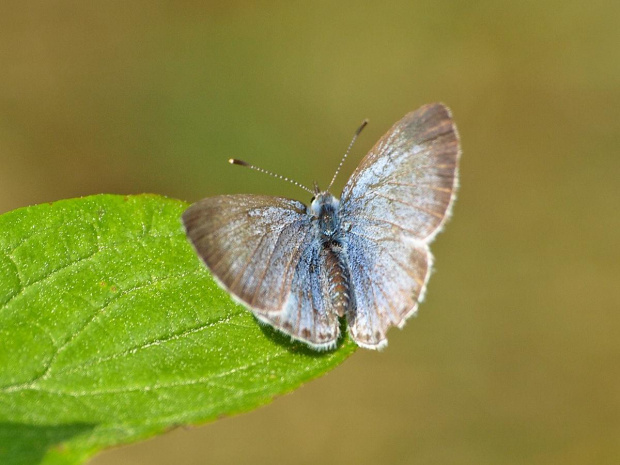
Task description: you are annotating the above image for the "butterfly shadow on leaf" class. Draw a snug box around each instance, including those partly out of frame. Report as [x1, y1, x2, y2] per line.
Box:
[255, 316, 350, 358]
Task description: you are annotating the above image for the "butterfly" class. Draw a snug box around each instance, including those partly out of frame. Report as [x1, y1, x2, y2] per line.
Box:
[183, 103, 460, 350]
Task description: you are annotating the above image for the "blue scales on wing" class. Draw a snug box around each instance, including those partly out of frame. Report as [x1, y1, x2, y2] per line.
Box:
[340, 103, 460, 349]
[182, 195, 340, 349]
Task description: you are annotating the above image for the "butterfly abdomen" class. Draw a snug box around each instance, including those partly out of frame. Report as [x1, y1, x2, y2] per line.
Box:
[323, 241, 351, 317]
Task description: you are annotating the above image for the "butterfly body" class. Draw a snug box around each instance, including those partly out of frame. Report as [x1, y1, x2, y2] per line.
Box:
[183, 103, 460, 350]
[311, 192, 351, 318]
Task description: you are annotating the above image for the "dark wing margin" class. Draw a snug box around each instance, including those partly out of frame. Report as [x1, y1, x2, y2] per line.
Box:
[182, 195, 339, 349]
[340, 103, 460, 349]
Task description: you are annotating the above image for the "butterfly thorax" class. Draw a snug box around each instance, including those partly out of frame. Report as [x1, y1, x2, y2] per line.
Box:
[310, 192, 351, 317]
[310, 192, 341, 239]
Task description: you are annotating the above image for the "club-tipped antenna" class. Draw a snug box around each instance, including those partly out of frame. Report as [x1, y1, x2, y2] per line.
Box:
[229, 158, 314, 195]
[327, 119, 368, 191]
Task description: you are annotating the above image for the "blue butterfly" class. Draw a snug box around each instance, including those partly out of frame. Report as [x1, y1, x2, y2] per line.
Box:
[183, 103, 460, 350]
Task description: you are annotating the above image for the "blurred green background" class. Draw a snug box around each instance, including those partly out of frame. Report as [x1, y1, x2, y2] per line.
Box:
[2, 1, 619, 464]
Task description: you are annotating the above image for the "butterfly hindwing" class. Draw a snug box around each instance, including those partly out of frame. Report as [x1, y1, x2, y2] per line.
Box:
[343, 219, 431, 348]
[340, 103, 460, 348]
[255, 229, 341, 349]
[182, 195, 340, 349]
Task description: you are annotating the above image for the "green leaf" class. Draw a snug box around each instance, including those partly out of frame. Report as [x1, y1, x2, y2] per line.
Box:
[0, 194, 356, 465]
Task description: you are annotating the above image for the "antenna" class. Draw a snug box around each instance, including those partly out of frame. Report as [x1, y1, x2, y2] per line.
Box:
[229, 158, 314, 195]
[327, 119, 368, 191]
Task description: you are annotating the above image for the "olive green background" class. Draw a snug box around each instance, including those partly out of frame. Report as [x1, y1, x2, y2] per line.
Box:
[1, 1, 618, 464]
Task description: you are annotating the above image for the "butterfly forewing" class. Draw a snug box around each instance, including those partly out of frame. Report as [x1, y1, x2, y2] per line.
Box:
[340, 103, 460, 348]
[341, 103, 459, 241]
[182, 195, 340, 348]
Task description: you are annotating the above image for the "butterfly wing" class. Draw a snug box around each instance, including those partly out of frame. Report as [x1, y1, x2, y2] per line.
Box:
[183, 195, 340, 349]
[344, 229, 431, 349]
[340, 103, 460, 348]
